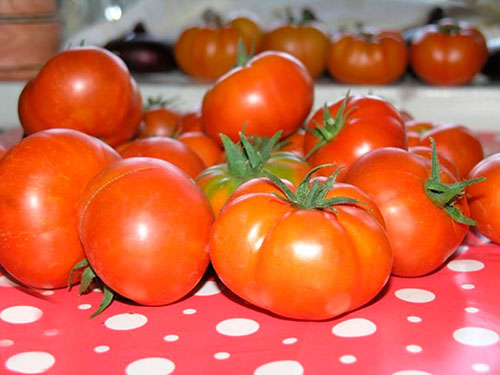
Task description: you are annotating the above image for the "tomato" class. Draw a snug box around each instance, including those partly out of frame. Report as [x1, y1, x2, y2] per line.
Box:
[138, 102, 182, 138]
[303, 94, 407, 180]
[174, 10, 263, 79]
[202, 51, 314, 145]
[410, 18, 488, 85]
[327, 28, 408, 84]
[209, 170, 392, 320]
[18, 46, 143, 147]
[278, 128, 305, 156]
[118, 137, 206, 179]
[78, 157, 213, 305]
[419, 123, 484, 179]
[0, 129, 120, 289]
[178, 109, 204, 134]
[409, 145, 460, 179]
[405, 120, 436, 147]
[466, 154, 500, 244]
[345, 145, 477, 277]
[177, 131, 222, 167]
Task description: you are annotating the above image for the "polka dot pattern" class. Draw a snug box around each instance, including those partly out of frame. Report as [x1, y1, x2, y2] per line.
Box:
[5, 352, 55, 374]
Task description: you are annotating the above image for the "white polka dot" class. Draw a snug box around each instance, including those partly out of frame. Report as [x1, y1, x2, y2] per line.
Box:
[465, 307, 480, 313]
[105, 313, 147, 330]
[94, 346, 110, 353]
[472, 363, 490, 373]
[462, 284, 475, 290]
[182, 308, 197, 315]
[454, 327, 499, 346]
[216, 318, 260, 336]
[163, 335, 179, 342]
[283, 338, 297, 345]
[407, 316, 422, 323]
[214, 352, 230, 360]
[126, 357, 175, 375]
[392, 371, 431, 375]
[78, 304, 92, 310]
[1, 306, 43, 324]
[340, 355, 357, 364]
[6, 351, 55, 374]
[332, 318, 377, 337]
[41, 291, 54, 296]
[195, 280, 221, 296]
[254, 360, 304, 375]
[395, 288, 435, 303]
[44, 329, 58, 336]
[447, 259, 485, 272]
[0, 275, 18, 287]
[406, 345, 422, 353]
[0, 339, 14, 347]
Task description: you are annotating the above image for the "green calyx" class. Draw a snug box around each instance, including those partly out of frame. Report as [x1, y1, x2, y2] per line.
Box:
[438, 23, 461, 35]
[68, 259, 114, 319]
[234, 38, 254, 68]
[263, 164, 362, 212]
[305, 91, 353, 159]
[424, 138, 485, 225]
[222, 128, 283, 182]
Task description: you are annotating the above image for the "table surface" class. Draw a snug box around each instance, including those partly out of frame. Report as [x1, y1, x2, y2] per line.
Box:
[1, 133, 500, 375]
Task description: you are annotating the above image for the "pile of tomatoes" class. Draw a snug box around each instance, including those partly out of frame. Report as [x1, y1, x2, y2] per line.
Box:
[0, 43, 498, 321]
[173, 9, 488, 86]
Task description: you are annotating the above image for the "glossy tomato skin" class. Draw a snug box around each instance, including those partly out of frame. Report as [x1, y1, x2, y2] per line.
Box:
[202, 51, 314, 146]
[303, 95, 407, 180]
[466, 154, 500, 244]
[345, 147, 470, 277]
[79, 157, 213, 305]
[0, 129, 120, 289]
[209, 189, 392, 320]
[118, 136, 206, 178]
[178, 110, 204, 134]
[410, 19, 488, 85]
[327, 30, 408, 84]
[409, 145, 460, 180]
[177, 131, 222, 167]
[18, 47, 143, 147]
[196, 151, 311, 215]
[259, 24, 329, 78]
[138, 106, 182, 138]
[419, 124, 484, 179]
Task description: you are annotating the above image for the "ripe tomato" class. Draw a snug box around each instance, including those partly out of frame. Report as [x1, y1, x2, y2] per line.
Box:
[466, 154, 500, 244]
[177, 131, 222, 167]
[405, 120, 436, 147]
[118, 137, 206, 178]
[79, 157, 213, 305]
[178, 109, 204, 134]
[174, 10, 263, 79]
[327, 28, 408, 84]
[419, 123, 484, 179]
[278, 128, 305, 156]
[0, 129, 120, 289]
[303, 94, 407, 180]
[345, 146, 477, 277]
[410, 18, 488, 85]
[409, 145, 460, 179]
[209, 171, 392, 320]
[202, 51, 313, 145]
[138, 101, 182, 138]
[18, 46, 143, 147]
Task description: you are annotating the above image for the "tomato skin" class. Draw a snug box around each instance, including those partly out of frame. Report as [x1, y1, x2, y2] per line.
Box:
[0, 129, 120, 289]
[210, 189, 392, 320]
[466, 154, 500, 244]
[118, 137, 206, 178]
[177, 131, 222, 167]
[18, 47, 142, 147]
[303, 95, 407, 180]
[202, 51, 314, 146]
[327, 30, 408, 84]
[405, 120, 436, 147]
[419, 124, 484, 179]
[279, 128, 305, 156]
[345, 147, 469, 277]
[259, 24, 329, 78]
[410, 19, 487, 85]
[409, 145, 459, 180]
[79, 157, 213, 305]
[138, 106, 182, 138]
[178, 110, 204, 134]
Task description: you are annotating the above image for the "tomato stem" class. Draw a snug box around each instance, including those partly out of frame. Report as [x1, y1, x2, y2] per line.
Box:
[234, 38, 252, 67]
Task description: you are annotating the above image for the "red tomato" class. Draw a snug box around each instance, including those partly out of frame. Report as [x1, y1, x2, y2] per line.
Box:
[79, 157, 213, 305]
[209, 173, 392, 320]
[410, 18, 488, 85]
[345, 147, 473, 277]
[202, 51, 314, 145]
[177, 131, 222, 167]
[327, 29, 408, 84]
[419, 124, 484, 179]
[279, 128, 305, 156]
[303, 94, 407, 180]
[409, 145, 460, 179]
[178, 109, 204, 134]
[118, 137, 206, 179]
[405, 120, 436, 147]
[139, 105, 182, 138]
[0, 129, 120, 288]
[18, 46, 143, 147]
[466, 154, 500, 243]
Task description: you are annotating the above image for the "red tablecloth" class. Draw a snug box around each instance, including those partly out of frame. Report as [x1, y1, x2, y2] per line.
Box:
[1, 130, 500, 375]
